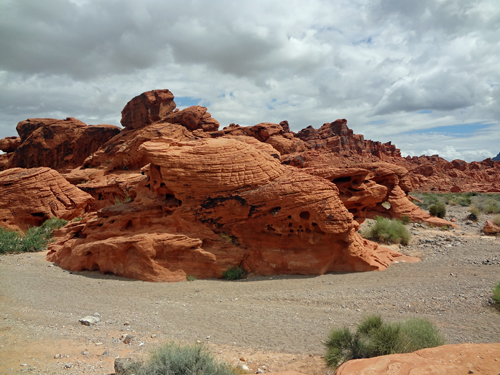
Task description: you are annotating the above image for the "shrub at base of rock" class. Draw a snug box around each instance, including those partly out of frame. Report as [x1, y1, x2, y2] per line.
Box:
[324, 315, 444, 370]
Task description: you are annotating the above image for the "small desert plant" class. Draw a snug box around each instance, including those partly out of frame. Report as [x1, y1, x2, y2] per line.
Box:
[362, 216, 411, 246]
[493, 215, 500, 226]
[127, 342, 236, 375]
[400, 215, 411, 225]
[324, 315, 444, 369]
[0, 217, 67, 254]
[493, 282, 500, 309]
[114, 194, 131, 205]
[222, 267, 246, 280]
[469, 205, 481, 221]
[186, 275, 197, 281]
[71, 216, 83, 222]
[428, 202, 446, 218]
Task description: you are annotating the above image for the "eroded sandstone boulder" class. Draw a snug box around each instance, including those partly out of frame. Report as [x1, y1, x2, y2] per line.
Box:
[47, 138, 417, 282]
[0, 136, 21, 153]
[483, 220, 500, 235]
[334, 343, 500, 375]
[0, 167, 94, 231]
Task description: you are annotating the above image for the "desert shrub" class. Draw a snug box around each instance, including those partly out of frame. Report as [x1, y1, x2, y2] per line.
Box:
[493, 215, 500, 226]
[128, 342, 235, 375]
[400, 215, 411, 225]
[362, 217, 411, 246]
[469, 205, 481, 221]
[186, 275, 197, 281]
[470, 195, 500, 214]
[114, 194, 131, 205]
[0, 217, 67, 254]
[412, 192, 474, 209]
[222, 267, 246, 280]
[428, 202, 446, 218]
[493, 282, 500, 309]
[324, 315, 444, 369]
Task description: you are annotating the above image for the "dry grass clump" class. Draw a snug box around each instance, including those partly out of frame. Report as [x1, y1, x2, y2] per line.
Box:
[362, 217, 411, 246]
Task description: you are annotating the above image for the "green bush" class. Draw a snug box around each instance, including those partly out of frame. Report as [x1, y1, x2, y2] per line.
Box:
[222, 267, 246, 281]
[324, 315, 445, 369]
[412, 192, 475, 209]
[128, 342, 236, 375]
[0, 217, 67, 254]
[428, 202, 446, 218]
[493, 282, 500, 309]
[362, 217, 411, 246]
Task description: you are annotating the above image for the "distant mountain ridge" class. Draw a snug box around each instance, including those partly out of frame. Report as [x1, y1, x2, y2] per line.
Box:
[493, 152, 500, 161]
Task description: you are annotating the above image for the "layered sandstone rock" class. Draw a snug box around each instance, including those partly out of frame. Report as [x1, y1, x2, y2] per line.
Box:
[334, 343, 500, 375]
[0, 167, 94, 231]
[2, 117, 121, 172]
[47, 137, 417, 282]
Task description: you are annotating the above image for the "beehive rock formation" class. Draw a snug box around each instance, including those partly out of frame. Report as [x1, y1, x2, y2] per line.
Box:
[46, 137, 418, 282]
[0, 167, 93, 231]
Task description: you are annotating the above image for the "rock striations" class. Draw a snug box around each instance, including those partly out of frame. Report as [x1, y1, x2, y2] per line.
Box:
[4, 88, 497, 282]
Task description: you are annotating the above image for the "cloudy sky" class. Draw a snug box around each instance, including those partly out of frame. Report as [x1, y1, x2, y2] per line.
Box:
[1, 0, 499, 161]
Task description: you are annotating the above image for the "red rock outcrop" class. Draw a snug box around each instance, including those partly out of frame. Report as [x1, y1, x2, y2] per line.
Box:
[296, 119, 401, 158]
[47, 137, 418, 282]
[0, 136, 21, 153]
[334, 343, 500, 375]
[1, 118, 121, 172]
[483, 220, 500, 235]
[0, 167, 94, 231]
[397, 155, 500, 193]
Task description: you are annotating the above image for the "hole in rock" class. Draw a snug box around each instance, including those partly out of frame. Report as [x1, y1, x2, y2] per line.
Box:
[288, 215, 292, 220]
[299, 211, 310, 220]
[31, 212, 45, 217]
[3, 183, 12, 187]
[289, 229, 294, 233]
[266, 225, 275, 232]
[270, 207, 281, 216]
[332, 176, 351, 184]
[98, 193, 103, 200]
[311, 222, 318, 226]
[288, 223, 292, 227]
[381, 201, 391, 210]
[125, 220, 133, 230]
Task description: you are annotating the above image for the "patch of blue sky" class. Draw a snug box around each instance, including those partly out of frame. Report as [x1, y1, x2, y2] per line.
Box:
[176, 96, 202, 108]
[417, 109, 432, 114]
[403, 122, 493, 137]
[267, 98, 288, 110]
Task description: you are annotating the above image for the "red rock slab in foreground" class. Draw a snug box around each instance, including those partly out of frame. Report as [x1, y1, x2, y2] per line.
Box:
[0, 167, 94, 231]
[334, 343, 500, 375]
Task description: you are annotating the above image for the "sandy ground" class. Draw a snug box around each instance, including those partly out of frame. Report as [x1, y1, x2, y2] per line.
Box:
[0, 206, 499, 375]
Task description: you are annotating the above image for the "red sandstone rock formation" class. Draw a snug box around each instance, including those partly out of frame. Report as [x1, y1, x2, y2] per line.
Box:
[334, 343, 500, 375]
[47, 137, 418, 282]
[0, 167, 94, 231]
[1, 118, 121, 172]
[483, 220, 500, 235]
[0, 136, 21, 153]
